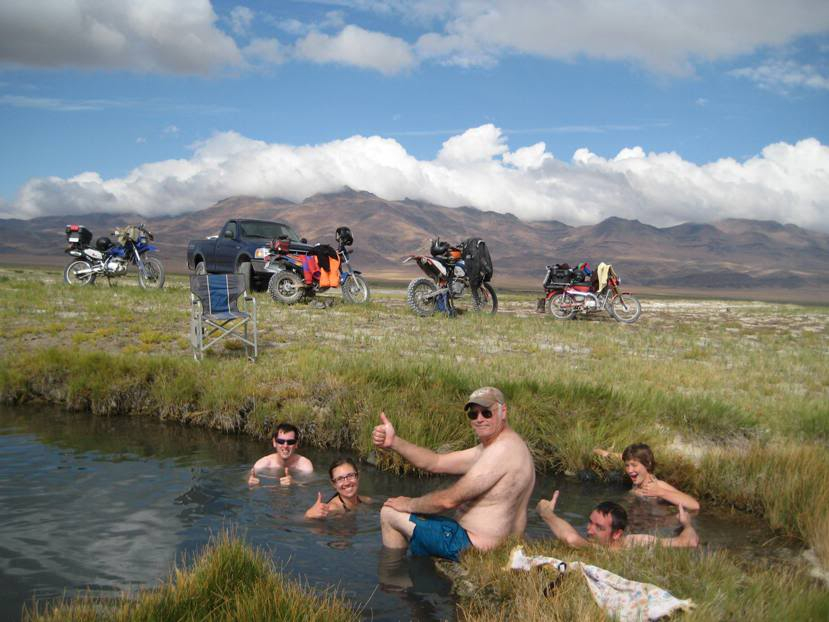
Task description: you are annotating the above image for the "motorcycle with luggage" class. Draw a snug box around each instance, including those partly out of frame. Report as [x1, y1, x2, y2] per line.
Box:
[545, 263, 640, 323]
[403, 238, 497, 317]
[63, 223, 165, 289]
[264, 226, 370, 305]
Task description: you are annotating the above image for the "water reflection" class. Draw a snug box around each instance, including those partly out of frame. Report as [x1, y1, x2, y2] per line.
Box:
[0, 405, 798, 622]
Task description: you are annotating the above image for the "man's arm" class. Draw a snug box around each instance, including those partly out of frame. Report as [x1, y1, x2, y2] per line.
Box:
[384, 446, 507, 514]
[624, 505, 699, 548]
[372, 412, 481, 474]
[536, 490, 589, 548]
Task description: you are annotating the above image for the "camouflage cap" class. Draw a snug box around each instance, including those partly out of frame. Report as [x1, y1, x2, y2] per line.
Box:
[464, 386, 506, 410]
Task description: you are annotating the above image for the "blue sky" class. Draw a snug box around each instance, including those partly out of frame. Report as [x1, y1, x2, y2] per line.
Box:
[1, 0, 828, 230]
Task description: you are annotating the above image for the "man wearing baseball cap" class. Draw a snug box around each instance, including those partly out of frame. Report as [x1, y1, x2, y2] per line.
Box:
[372, 387, 535, 561]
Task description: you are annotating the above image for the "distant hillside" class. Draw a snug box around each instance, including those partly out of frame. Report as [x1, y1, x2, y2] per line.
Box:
[2, 189, 828, 297]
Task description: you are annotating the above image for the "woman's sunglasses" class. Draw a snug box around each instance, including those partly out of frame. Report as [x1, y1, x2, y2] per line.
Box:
[332, 472, 358, 484]
[275, 438, 298, 445]
[466, 407, 493, 420]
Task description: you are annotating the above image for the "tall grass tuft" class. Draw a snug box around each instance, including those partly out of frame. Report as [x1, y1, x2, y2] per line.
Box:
[24, 532, 358, 622]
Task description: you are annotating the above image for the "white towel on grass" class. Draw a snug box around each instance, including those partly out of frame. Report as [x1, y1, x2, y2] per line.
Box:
[508, 546, 694, 621]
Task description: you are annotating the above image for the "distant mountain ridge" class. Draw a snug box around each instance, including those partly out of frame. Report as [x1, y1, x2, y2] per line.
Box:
[1, 189, 828, 294]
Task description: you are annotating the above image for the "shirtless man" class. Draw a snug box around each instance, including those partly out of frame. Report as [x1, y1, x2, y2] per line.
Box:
[248, 423, 314, 486]
[373, 387, 536, 561]
[536, 490, 699, 549]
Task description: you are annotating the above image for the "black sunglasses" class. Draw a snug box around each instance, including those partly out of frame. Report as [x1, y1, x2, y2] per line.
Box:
[275, 438, 298, 445]
[466, 407, 493, 420]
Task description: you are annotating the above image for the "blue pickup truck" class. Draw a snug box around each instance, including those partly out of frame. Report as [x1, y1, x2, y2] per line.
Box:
[186, 219, 306, 291]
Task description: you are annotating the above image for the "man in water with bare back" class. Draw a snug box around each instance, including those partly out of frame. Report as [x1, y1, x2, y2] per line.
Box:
[373, 387, 536, 561]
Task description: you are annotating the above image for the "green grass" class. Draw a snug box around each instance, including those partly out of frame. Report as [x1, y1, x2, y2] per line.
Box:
[23, 532, 359, 622]
[454, 540, 829, 621]
[1, 267, 828, 568]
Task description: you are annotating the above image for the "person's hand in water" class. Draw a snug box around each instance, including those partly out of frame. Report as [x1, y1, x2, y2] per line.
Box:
[305, 492, 330, 519]
[536, 490, 559, 516]
[372, 412, 396, 448]
[280, 467, 293, 486]
[248, 468, 260, 486]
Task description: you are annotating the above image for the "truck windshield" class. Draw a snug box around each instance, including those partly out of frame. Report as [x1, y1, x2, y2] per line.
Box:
[238, 221, 300, 241]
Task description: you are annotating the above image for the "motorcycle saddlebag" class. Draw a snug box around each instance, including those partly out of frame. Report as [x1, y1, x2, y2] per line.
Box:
[66, 225, 93, 246]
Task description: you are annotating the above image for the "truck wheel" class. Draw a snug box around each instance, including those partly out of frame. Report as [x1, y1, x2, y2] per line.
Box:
[237, 261, 252, 293]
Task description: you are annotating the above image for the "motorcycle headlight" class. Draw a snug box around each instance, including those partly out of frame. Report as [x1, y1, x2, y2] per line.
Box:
[255, 247, 269, 259]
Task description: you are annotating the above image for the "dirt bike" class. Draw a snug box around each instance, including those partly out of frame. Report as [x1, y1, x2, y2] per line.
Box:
[63, 223, 165, 289]
[403, 239, 497, 317]
[546, 266, 640, 323]
[264, 226, 370, 305]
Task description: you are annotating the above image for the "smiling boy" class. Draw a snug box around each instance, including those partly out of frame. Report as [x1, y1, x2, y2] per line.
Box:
[248, 423, 314, 486]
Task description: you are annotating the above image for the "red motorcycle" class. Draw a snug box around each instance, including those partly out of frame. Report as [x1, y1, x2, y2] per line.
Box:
[545, 263, 641, 323]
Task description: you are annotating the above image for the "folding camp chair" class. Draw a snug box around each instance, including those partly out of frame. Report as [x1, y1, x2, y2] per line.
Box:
[190, 274, 257, 361]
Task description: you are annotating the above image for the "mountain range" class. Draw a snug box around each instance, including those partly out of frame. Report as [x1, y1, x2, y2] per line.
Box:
[2, 188, 828, 300]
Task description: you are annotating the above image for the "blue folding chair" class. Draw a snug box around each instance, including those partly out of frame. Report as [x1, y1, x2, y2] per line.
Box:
[190, 274, 257, 361]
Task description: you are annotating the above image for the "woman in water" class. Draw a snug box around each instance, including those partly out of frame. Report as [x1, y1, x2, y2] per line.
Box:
[594, 443, 700, 511]
[305, 457, 372, 519]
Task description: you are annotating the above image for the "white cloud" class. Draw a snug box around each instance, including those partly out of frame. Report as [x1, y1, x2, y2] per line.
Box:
[731, 60, 829, 93]
[243, 38, 286, 66]
[412, 0, 829, 74]
[5, 126, 829, 232]
[162, 125, 180, 135]
[0, 0, 242, 74]
[294, 25, 415, 75]
[229, 5, 254, 36]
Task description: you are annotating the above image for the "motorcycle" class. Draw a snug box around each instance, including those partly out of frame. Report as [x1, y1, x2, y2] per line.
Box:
[546, 265, 640, 323]
[63, 223, 165, 289]
[403, 239, 497, 317]
[264, 226, 370, 305]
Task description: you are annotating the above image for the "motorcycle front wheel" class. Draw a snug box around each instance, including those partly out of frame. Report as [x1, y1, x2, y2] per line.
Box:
[610, 293, 641, 323]
[268, 271, 305, 304]
[342, 274, 370, 304]
[546, 292, 577, 319]
[406, 277, 438, 317]
[138, 257, 165, 289]
[471, 283, 498, 314]
[64, 260, 96, 286]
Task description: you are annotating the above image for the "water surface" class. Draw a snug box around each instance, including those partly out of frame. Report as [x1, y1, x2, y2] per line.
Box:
[0, 406, 795, 621]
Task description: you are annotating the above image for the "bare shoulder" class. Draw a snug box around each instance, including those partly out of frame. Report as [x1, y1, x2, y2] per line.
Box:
[253, 454, 278, 469]
[294, 455, 314, 473]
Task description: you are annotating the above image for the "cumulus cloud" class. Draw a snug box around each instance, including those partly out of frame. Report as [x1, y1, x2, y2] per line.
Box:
[5, 125, 829, 232]
[731, 60, 829, 93]
[0, 0, 242, 74]
[412, 0, 829, 74]
[294, 25, 416, 74]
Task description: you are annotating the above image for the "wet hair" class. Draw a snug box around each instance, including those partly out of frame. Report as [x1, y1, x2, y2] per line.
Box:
[272, 422, 300, 444]
[594, 501, 628, 533]
[328, 457, 358, 480]
[622, 443, 655, 473]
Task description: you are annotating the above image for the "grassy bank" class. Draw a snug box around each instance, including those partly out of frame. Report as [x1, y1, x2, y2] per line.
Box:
[452, 540, 829, 621]
[24, 532, 358, 622]
[1, 268, 828, 566]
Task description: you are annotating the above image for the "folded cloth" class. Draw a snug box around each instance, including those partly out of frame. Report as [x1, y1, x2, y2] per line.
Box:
[507, 546, 694, 622]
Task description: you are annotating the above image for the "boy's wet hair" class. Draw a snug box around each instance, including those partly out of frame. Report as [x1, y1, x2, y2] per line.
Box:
[273, 422, 300, 444]
[329, 457, 358, 480]
[622, 443, 655, 472]
[594, 501, 628, 533]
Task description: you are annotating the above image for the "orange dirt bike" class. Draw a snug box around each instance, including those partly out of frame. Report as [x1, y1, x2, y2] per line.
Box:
[546, 266, 641, 323]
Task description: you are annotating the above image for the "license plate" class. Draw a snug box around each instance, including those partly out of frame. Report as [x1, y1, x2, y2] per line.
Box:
[68, 236, 79, 243]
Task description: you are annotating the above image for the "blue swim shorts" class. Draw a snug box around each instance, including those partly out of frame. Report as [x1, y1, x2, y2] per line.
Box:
[408, 514, 472, 562]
